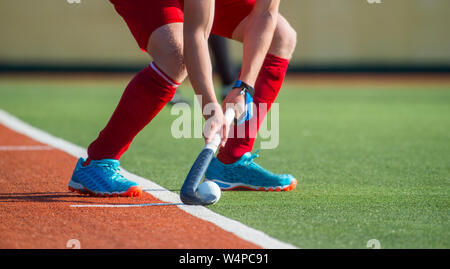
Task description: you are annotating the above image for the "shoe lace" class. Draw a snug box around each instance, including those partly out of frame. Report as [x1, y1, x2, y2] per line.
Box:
[95, 161, 126, 182]
[242, 149, 276, 176]
[242, 149, 261, 166]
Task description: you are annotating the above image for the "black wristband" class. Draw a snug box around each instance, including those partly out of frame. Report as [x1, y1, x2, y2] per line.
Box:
[232, 80, 255, 97]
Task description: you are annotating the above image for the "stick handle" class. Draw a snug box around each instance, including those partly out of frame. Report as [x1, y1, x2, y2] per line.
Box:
[204, 107, 235, 152]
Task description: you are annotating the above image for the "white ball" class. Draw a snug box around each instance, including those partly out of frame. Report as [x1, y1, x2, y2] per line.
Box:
[197, 181, 221, 204]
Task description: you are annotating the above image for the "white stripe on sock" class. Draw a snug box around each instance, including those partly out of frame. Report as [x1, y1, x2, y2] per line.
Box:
[149, 62, 179, 88]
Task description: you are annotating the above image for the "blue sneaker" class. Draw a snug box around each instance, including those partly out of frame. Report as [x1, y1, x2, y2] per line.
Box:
[205, 151, 297, 191]
[68, 158, 142, 197]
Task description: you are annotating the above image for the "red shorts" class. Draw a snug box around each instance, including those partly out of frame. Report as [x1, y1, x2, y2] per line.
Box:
[110, 0, 255, 50]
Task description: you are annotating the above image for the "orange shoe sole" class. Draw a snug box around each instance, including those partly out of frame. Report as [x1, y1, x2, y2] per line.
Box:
[68, 185, 142, 197]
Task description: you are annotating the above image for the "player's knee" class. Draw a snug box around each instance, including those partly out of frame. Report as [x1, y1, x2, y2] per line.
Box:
[285, 26, 297, 55]
[160, 45, 187, 82]
[148, 35, 187, 82]
[170, 55, 187, 82]
[279, 25, 297, 57]
[271, 18, 297, 59]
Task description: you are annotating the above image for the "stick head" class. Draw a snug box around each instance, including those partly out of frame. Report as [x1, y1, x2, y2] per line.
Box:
[180, 148, 215, 205]
[180, 189, 218, 206]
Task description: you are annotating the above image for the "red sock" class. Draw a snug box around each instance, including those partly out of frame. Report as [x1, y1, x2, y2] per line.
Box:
[86, 62, 180, 162]
[217, 53, 289, 164]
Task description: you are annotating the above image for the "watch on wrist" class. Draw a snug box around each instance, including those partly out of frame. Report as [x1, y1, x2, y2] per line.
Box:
[233, 80, 255, 97]
[232, 80, 255, 125]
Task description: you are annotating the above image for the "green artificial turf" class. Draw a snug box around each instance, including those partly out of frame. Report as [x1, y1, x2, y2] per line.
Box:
[0, 76, 449, 248]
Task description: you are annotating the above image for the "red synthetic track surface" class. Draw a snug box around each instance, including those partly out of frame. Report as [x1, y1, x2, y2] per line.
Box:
[0, 124, 260, 249]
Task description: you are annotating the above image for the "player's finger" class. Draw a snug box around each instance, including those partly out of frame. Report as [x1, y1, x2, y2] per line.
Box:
[205, 121, 219, 144]
[204, 121, 213, 144]
[221, 122, 228, 147]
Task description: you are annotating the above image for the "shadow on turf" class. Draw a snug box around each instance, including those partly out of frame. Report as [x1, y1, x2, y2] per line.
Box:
[0, 191, 153, 205]
[0, 191, 91, 203]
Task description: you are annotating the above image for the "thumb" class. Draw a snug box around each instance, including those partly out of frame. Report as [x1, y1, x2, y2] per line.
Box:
[220, 122, 229, 147]
[204, 121, 216, 144]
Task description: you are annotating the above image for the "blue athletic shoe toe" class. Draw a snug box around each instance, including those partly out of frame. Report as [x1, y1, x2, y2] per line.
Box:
[68, 158, 142, 197]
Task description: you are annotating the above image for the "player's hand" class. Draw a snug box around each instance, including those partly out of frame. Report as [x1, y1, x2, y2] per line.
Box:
[222, 87, 246, 121]
[203, 102, 229, 147]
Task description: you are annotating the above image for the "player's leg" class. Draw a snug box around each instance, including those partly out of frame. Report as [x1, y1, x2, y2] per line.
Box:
[209, 34, 238, 101]
[217, 15, 297, 163]
[149, 24, 191, 106]
[69, 0, 186, 197]
[87, 23, 186, 162]
[205, 1, 298, 191]
[150, 22, 191, 106]
[72, 23, 186, 197]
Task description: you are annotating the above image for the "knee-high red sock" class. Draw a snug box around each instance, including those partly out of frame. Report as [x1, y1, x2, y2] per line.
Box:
[86, 62, 180, 162]
[217, 53, 289, 164]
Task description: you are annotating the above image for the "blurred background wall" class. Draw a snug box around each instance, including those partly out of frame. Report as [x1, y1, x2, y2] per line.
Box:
[1, 0, 449, 70]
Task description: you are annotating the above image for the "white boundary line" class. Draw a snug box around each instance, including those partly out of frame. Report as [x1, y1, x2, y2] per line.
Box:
[0, 109, 298, 249]
[0, 145, 54, 151]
